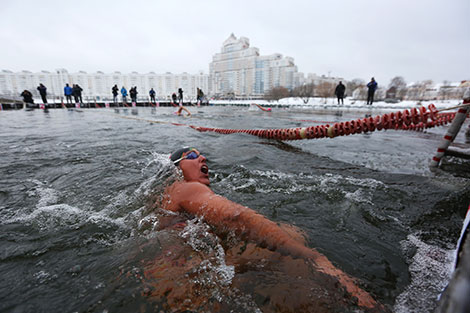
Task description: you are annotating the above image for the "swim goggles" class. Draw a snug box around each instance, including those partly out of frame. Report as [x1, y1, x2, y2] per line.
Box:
[172, 148, 200, 164]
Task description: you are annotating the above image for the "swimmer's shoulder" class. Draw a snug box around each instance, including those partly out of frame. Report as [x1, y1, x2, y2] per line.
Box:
[169, 181, 213, 197]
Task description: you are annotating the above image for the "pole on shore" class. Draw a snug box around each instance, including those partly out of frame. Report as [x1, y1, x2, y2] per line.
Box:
[430, 95, 470, 168]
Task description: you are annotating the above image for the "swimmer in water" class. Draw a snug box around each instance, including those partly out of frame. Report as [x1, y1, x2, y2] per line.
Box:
[161, 147, 387, 311]
[176, 105, 191, 116]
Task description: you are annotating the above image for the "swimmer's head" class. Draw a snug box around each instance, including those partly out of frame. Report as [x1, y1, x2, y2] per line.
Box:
[170, 147, 191, 166]
[170, 147, 210, 185]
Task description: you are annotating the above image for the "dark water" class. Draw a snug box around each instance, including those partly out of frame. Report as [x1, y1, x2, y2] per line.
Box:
[1, 106, 469, 313]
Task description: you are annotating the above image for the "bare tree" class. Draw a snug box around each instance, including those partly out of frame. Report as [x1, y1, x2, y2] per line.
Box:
[440, 80, 451, 100]
[346, 78, 365, 97]
[317, 81, 334, 103]
[292, 83, 315, 104]
[265, 86, 290, 102]
[420, 80, 433, 101]
[406, 80, 433, 101]
[397, 88, 407, 100]
[388, 76, 407, 89]
[386, 76, 407, 101]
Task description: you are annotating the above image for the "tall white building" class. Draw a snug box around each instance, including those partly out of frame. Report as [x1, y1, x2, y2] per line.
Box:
[0, 69, 209, 101]
[209, 34, 299, 97]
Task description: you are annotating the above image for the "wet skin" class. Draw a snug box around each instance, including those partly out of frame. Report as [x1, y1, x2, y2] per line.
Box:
[161, 151, 387, 311]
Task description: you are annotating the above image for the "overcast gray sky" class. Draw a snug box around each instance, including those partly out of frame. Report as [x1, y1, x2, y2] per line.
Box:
[1, 0, 469, 85]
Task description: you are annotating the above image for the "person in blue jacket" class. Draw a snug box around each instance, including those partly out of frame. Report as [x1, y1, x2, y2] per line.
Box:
[64, 83, 73, 104]
[149, 88, 156, 104]
[121, 86, 128, 105]
[366, 77, 378, 105]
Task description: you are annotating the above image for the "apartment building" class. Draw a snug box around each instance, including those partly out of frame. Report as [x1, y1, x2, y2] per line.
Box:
[209, 34, 299, 98]
[0, 69, 209, 101]
[0, 34, 347, 100]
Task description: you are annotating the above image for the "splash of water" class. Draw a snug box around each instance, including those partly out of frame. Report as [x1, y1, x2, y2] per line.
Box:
[394, 234, 455, 313]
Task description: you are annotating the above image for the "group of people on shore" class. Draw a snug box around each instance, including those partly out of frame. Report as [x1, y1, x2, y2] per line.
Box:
[20, 84, 50, 107]
[334, 77, 378, 105]
[21, 79, 377, 107]
[19, 83, 201, 108]
[20, 83, 83, 107]
[112, 85, 203, 109]
[64, 83, 83, 104]
[112, 85, 140, 104]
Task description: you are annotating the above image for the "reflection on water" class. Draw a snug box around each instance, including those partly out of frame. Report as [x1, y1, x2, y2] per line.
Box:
[0, 107, 469, 312]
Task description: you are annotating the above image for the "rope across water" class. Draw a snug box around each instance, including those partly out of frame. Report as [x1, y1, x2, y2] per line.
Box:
[96, 103, 468, 141]
[190, 104, 458, 140]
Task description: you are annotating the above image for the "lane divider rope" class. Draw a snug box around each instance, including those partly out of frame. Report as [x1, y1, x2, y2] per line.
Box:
[92, 103, 469, 141]
[191, 104, 459, 140]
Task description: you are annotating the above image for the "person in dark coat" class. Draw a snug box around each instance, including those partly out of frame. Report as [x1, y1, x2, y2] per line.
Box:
[112, 85, 119, 104]
[197, 88, 205, 105]
[64, 83, 73, 104]
[366, 77, 378, 105]
[72, 84, 83, 103]
[76, 84, 83, 103]
[334, 81, 346, 105]
[171, 93, 178, 106]
[21, 90, 34, 108]
[72, 84, 79, 103]
[37, 83, 47, 104]
[130, 86, 138, 103]
[178, 88, 183, 106]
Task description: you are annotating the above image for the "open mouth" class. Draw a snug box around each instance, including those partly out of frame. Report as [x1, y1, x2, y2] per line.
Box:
[201, 164, 209, 175]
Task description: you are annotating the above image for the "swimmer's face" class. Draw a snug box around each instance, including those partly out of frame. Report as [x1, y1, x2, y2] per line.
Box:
[179, 151, 210, 185]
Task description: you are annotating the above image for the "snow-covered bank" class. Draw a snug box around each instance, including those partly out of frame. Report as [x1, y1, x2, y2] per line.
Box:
[211, 97, 464, 112]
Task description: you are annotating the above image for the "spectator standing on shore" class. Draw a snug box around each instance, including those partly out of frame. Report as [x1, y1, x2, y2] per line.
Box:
[72, 84, 79, 103]
[130, 86, 138, 103]
[197, 88, 204, 106]
[73, 84, 83, 104]
[366, 77, 378, 105]
[64, 83, 73, 104]
[21, 90, 34, 108]
[112, 85, 119, 104]
[334, 81, 346, 105]
[178, 88, 184, 106]
[149, 88, 156, 104]
[171, 93, 178, 106]
[121, 86, 128, 104]
[37, 83, 47, 104]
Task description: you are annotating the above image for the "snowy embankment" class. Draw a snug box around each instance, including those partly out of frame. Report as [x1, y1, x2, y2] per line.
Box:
[210, 97, 464, 112]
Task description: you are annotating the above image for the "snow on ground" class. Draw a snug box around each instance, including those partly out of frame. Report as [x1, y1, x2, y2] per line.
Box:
[211, 97, 464, 112]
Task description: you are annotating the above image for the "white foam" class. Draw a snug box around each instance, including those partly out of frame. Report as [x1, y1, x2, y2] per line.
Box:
[28, 179, 60, 208]
[180, 217, 235, 289]
[2, 199, 136, 236]
[232, 178, 257, 191]
[222, 169, 384, 204]
[134, 151, 179, 197]
[394, 234, 455, 313]
[4, 204, 83, 230]
[344, 189, 373, 204]
[137, 212, 159, 231]
[33, 270, 57, 284]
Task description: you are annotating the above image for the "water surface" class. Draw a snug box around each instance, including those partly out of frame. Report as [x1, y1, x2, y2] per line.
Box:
[1, 106, 469, 312]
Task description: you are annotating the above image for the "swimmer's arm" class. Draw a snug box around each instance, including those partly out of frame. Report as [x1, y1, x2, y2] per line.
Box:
[169, 182, 317, 259]
[168, 182, 379, 309]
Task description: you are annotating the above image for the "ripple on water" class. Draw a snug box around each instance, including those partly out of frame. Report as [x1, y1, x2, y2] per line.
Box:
[218, 167, 385, 206]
